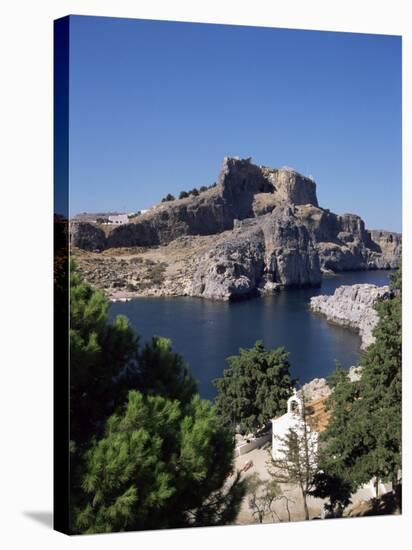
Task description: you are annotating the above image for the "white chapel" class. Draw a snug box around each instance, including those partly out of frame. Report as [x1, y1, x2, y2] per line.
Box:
[271, 389, 320, 461]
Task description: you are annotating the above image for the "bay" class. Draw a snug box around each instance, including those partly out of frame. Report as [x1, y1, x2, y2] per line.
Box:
[109, 270, 390, 400]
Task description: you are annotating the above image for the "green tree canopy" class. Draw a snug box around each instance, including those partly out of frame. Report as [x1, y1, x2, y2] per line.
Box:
[314, 268, 402, 512]
[356, 268, 402, 498]
[69, 262, 139, 446]
[310, 365, 359, 515]
[214, 341, 295, 434]
[137, 336, 198, 405]
[68, 263, 245, 533]
[161, 193, 175, 202]
[70, 265, 198, 448]
[75, 391, 245, 533]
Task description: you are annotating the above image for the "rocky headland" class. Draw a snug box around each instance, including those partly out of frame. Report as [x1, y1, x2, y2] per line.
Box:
[310, 284, 392, 349]
[71, 157, 401, 301]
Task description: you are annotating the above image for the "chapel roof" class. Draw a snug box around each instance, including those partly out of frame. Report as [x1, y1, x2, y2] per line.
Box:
[271, 395, 331, 433]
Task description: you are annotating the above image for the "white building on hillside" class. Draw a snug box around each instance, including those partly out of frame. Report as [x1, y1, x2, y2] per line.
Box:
[108, 214, 129, 225]
[271, 390, 319, 461]
[271, 389, 392, 501]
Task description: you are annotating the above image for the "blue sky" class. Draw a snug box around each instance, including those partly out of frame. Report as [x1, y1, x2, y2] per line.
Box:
[68, 16, 402, 232]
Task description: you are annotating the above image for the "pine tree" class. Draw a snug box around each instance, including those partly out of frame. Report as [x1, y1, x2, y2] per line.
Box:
[69, 261, 139, 446]
[310, 366, 359, 516]
[314, 268, 402, 512]
[68, 264, 246, 533]
[69, 261, 141, 522]
[214, 341, 295, 434]
[268, 393, 319, 520]
[75, 391, 245, 533]
[161, 193, 175, 202]
[138, 336, 198, 404]
[356, 268, 402, 503]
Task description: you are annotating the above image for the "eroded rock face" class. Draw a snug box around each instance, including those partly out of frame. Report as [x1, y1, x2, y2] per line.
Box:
[299, 366, 362, 402]
[262, 166, 318, 207]
[367, 230, 402, 269]
[220, 157, 319, 211]
[294, 206, 401, 272]
[260, 207, 321, 287]
[70, 156, 401, 300]
[188, 226, 266, 300]
[107, 220, 160, 248]
[188, 207, 321, 300]
[72, 157, 320, 249]
[70, 222, 107, 251]
[300, 378, 331, 401]
[310, 284, 393, 349]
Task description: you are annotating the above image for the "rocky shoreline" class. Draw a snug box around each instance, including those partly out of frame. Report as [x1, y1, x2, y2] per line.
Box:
[310, 283, 392, 349]
[72, 157, 401, 301]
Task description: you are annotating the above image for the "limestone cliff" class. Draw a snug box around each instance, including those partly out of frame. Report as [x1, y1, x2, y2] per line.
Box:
[310, 284, 392, 349]
[71, 157, 319, 248]
[70, 221, 106, 252]
[71, 157, 401, 300]
[367, 230, 402, 269]
[188, 207, 321, 300]
[188, 207, 321, 299]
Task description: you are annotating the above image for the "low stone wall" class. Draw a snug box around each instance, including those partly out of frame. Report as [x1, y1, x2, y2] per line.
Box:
[235, 432, 271, 457]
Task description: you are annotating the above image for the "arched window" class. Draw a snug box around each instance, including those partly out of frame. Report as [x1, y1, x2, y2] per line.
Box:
[290, 400, 299, 414]
[287, 392, 302, 416]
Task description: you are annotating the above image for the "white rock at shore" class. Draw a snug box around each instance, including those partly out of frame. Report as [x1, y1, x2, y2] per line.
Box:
[348, 365, 363, 382]
[299, 378, 331, 401]
[310, 283, 392, 349]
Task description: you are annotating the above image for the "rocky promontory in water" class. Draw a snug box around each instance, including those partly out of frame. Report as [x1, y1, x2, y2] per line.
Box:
[310, 283, 393, 349]
[71, 157, 401, 301]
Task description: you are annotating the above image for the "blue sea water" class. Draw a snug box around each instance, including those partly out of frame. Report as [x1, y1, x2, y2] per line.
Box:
[109, 270, 391, 400]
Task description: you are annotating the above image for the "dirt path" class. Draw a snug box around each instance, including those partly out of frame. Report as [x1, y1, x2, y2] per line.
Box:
[234, 447, 325, 525]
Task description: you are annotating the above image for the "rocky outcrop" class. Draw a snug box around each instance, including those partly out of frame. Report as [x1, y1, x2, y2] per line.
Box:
[98, 157, 320, 249]
[299, 365, 363, 402]
[188, 226, 266, 300]
[300, 378, 331, 401]
[310, 284, 392, 349]
[295, 206, 401, 272]
[367, 230, 402, 269]
[220, 157, 318, 212]
[71, 157, 401, 300]
[348, 365, 362, 382]
[70, 222, 107, 251]
[188, 207, 321, 300]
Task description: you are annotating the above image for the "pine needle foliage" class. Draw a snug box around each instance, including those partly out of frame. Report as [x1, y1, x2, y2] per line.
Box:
[314, 268, 402, 513]
[75, 392, 245, 533]
[214, 341, 295, 434]
[68, 263, 245, 533]
[69, 260, 139, 446]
